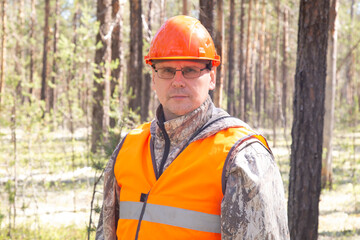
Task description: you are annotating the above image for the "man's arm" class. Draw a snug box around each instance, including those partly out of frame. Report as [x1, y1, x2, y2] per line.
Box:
[221, 141, 290, 240]
[95, 143, 122, 240]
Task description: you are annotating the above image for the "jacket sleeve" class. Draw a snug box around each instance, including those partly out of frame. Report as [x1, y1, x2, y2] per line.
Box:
[221, 141, 290, 240]
[95, 143, 122, 240]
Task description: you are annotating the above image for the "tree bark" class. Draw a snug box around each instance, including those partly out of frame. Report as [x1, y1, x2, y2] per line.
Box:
[199, 0, 214, 38]
[288, 0, 329, 239]
[264, 33, 271, 128]
[41, 0, 50, 109]
[159, 0, 166, 25]
[244, 0, 253, 122]
[227, 0, 235, 116]
[127, 0, 143, 118]
[142, 0, 152, 122]
[182, 0, 187, 15]
[282, 8, 289, 129]
[50, 0, 60, 112]
[28, 0, 36, 103]
[322, 0, 337, 189]
[91, 0, 112, 153]
[272, 0, 280, 147]
[257, 0, 266, 126]
[238, 0, 246, 119]
[110, 0, 121, 128]
[213, 0, 224, 108]
[0, 0, 7, 109]
[342, 0, 355, 105]
[15, 0, 24, 102]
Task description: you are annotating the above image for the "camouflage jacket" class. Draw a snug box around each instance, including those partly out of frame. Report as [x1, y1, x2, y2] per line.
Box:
[95, 97, 290, 240]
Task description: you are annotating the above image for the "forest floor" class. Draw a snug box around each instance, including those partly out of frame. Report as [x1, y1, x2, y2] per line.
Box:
[0, 127, 359, 239]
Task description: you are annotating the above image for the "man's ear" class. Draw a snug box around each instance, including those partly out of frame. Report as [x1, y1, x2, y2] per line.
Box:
[209, 67, 216, 90]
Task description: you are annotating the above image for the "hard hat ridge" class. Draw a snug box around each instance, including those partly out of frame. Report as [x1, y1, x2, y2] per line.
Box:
[144, 15, 221, 67]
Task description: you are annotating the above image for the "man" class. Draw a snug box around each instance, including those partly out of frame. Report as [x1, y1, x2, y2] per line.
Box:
[96, 15, 289, 240]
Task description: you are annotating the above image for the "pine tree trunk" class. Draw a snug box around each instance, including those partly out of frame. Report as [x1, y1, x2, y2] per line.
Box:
[244, 0, 252, 122]
[227, 0, 235, 116]
[322, 0, 337, 189]
[110, 0, 121, 128]
[272, 0, 280, 147]
[0, 0, 7, 109]
[238, 0, 246, 119]
[257, 0, 266, 126]
[29, 0, 36, 103]
[142, 0, 152, 122]
[213, 0, 224, 108]
[182, 0, 187, 15]
[127, 0, 143, 117]
[342, 0, 355, 105]
[91, 0, 112, 153]
[199, 0, 214, 37]
[288, 0, 329, 239]
[159, 0, 166, 25]
[41, 0, 50, 108]
[15, 0, 24, 102]
[244, 0, 253, 122]
[282, 8, 289, 129]
[252, 0, 259, 125]
[264, 33, 271, 128]
[50, 0, 60, 112]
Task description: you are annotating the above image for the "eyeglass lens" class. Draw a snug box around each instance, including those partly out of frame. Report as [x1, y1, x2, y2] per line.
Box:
[156, 67, 204, 79]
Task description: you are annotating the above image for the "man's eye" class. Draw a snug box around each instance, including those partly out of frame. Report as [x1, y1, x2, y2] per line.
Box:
[183, 67, 197, 73]
[162, 68, 175, 73]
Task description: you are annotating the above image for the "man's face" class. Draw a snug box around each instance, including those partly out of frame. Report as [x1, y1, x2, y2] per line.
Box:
[151, 60, 216, 121]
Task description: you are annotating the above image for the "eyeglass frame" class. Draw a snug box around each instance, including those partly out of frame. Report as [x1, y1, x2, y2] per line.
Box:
[151, 64, 212, 79]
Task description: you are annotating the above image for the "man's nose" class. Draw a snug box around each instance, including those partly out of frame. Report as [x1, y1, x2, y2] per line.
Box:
[171, 70, 185, 87]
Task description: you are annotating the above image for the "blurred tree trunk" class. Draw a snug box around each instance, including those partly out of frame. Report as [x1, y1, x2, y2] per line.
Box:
[213, 0, 223, 108]
[41, 0, 50, 111]
[127, 0, 143, 117]
[341, 0, 355, 105]
[238, 0, 245, 119]
[28, 0, 36, 103]
[182, 0, 187, 15]
[264, 33, 271, 128]
[15, 0, 24, 102]
[282, 8, 289, 129]
[227, 0, 235, 116]
[141, 0, 152, 122]
[110, 0, 121, 128]
[288, 0, 329, 239]
[159, 0, 166, 24]
[272, 0, 280, 147]
[50, 0, 60, 112]
[322, 0, 337, 189]
[253, 0, 259, 125]
[257, 0, 266, 125]
[0, 0, 7, 109]
[199, 0, 214, 37]
[244, 0, 253, 122]
[91, 0, 112, 153]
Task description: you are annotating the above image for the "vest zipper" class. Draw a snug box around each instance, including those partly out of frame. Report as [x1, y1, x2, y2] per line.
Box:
[157, 122, 171, 178]
[135, 192, 149, 240]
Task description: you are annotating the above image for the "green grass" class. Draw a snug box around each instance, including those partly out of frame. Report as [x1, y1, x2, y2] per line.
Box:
[0, 223, 90, 240]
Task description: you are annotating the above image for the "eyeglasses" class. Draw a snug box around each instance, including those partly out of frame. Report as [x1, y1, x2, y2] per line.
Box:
[154, 66, 209, 79]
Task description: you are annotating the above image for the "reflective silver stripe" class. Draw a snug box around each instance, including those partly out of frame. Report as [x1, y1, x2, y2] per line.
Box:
[120, 201, 221, 233]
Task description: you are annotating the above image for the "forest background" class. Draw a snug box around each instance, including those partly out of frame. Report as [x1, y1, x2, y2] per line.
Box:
[0, 0, 359, 239]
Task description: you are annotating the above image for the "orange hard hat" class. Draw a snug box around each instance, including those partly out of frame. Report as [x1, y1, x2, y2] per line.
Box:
[144, 15, 221, 67]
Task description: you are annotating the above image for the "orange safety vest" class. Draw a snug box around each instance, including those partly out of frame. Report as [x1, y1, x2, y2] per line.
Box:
[114, 121, 270, 240]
